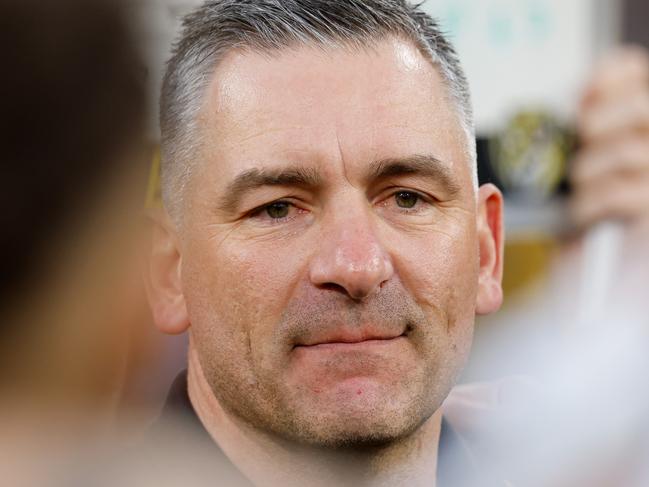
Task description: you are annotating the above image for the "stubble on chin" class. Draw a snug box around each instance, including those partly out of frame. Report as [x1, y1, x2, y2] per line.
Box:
[194, 280, 469, 449]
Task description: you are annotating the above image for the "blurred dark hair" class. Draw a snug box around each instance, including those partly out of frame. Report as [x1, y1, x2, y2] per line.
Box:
[0, 0, 146, 304]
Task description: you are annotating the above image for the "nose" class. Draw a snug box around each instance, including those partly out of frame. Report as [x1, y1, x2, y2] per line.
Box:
[309, 208, 394, 301]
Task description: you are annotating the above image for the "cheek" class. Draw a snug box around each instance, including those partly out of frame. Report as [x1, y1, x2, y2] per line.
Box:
[392, 223, 479, 385]
[394, 221, 479, 335]
[181, 234, 310, 364]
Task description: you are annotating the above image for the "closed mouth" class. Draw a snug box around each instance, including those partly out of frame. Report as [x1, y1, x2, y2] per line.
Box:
[293, 328, 410, 349]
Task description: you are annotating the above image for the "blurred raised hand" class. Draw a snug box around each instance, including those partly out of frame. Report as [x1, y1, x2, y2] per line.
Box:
[571, 46, 649, 228]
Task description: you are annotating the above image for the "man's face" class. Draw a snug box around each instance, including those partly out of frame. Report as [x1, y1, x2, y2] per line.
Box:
[176, 38, 493, 446]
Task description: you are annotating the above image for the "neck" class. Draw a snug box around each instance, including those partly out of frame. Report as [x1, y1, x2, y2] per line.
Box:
[187, 345, 441, 487]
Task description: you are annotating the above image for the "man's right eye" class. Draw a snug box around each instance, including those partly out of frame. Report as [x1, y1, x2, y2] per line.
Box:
[246, 199, 313, 228]
[248, 200, 301, 224]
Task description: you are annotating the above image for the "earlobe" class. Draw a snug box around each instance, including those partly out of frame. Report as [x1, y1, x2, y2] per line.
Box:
[143, 209, 190, 335]
[475, 184, 505, 315]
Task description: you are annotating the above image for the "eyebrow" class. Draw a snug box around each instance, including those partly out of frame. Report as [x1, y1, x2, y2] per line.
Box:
[218, 166, 322, 214]
[366, 154, 461, 196]
[217, 154, 460, 214]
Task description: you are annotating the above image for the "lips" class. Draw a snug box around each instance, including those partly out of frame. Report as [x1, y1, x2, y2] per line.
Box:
[293, 326, 408, 348]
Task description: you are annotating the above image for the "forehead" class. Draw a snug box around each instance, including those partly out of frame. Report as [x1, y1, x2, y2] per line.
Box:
[199, 37, 470, 184]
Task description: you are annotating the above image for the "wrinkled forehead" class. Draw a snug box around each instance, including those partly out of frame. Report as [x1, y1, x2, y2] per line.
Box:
[197, 37, 473, 188]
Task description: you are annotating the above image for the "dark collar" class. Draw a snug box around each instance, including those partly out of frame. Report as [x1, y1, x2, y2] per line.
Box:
[154, 370, 483, 486]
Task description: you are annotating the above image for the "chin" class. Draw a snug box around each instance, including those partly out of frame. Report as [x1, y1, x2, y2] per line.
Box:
[308, 425, 420, 451]
[278, 397, 435, 450]
[292, 420, 427, 451]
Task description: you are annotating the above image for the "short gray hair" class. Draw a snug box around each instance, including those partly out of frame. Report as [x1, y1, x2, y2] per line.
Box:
[160, 0, 475, 221]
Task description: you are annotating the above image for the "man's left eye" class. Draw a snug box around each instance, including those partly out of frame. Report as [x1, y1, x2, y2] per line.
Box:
[394, 191, 420, 209]
[265, 201, 291, 219]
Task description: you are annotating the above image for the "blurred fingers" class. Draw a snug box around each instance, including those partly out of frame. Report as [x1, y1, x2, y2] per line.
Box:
[582, 46, 649, 105]
[571, 136, 649, 183]
[570, 170, 649, 228]
[578, 87, 649, 143]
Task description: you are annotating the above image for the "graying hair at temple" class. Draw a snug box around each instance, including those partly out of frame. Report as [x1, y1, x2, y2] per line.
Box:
[160, 0, 475, 221]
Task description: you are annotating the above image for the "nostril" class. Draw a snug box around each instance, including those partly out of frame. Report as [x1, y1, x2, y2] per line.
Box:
[318, 282, 369, 301]
[319, 282, 348, 294]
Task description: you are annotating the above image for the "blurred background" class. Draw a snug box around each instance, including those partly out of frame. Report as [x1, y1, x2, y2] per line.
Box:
[2, 0, 649, 485]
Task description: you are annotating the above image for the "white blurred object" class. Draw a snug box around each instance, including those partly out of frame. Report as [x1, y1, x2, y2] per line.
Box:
[422, 0, 621, 134]
[575, 221, 625, 330]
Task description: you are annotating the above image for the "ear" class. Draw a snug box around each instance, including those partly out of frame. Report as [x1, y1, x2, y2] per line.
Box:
[475, 183, 505, 315]
[143, 209, 190, 334]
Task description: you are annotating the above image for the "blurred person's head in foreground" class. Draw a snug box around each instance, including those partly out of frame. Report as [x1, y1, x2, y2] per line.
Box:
[146, 0, 504, 485]
[0, 0, 148, 415]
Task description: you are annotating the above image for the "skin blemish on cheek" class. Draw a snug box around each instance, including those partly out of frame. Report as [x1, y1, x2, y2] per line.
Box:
[357, 389, 363, 395]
